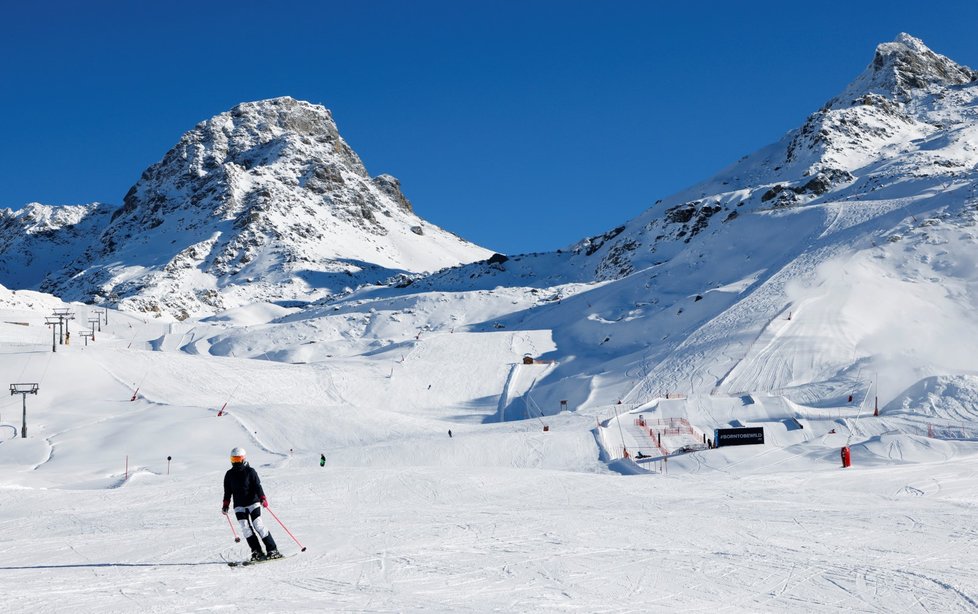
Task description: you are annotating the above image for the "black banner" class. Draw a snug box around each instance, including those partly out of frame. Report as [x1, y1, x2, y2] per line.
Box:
[714, 427, 765, 447]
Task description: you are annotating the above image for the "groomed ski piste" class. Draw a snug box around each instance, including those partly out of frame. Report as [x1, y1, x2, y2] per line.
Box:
[3, 228, 978, 614]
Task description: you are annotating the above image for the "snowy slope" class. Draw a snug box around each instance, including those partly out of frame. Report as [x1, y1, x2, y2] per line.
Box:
[2, 277, 978, 612]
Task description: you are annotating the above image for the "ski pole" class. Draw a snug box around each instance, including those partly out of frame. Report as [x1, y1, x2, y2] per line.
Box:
[225, 512, 241, 543]
[265, 506, 306, 551]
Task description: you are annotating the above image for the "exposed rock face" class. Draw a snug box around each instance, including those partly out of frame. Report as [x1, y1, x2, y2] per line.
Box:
[29, 97, 490, 318]
[371, 174, 413, 214]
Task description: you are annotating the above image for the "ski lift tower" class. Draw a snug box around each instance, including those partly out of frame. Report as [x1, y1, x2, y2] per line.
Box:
[52, 308, 74, 345]
[10, 383, 39, 438]
[44, 317, 60, 352]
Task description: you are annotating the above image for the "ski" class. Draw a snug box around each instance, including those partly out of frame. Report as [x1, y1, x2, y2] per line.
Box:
[228, 554, 288, 567]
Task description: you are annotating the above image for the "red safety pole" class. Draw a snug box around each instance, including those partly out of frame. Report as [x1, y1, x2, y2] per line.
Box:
[265, 505, 307, 552]
[225, 512, 241, 542]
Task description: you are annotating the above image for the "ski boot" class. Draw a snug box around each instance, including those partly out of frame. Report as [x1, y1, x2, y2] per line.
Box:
[263, 534, 282, 559]
[246, 534, 266, 561]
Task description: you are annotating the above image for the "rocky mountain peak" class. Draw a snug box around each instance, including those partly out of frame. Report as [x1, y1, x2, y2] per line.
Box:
[103, 96, 418, 256]
[873, 33, 976, 90]
[218, 96, 369, 176]
[774, 35, 978, 175]
[829, 33, 977, 109]
[30, 97, 491, 319]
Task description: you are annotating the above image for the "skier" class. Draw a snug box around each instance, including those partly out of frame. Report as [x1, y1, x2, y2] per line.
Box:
[222, 447, 281, 561]
[319, 453, 325, 467]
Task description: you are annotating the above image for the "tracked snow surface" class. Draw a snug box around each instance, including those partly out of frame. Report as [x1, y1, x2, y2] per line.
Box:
[3, 34, 978, 611]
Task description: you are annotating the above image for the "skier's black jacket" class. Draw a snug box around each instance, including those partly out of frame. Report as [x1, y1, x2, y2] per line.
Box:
[223, 462, 266, 508]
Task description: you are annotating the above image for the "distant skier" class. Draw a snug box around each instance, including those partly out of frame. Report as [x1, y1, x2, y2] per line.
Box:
[222, 447, 281, 561]
[320, 453, 326, 467]
[448, 429, 452, 438]
[65, 331, 70, 345]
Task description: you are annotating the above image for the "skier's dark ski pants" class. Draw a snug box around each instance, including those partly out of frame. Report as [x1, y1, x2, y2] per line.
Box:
[235, 502, 277, 555]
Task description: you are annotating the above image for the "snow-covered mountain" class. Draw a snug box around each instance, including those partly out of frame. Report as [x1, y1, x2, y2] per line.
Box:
[7, 97, 493, 319]
[359, 32, 974, 334]
[293, 32, 978, 411]
[425, 33, 978, 284]
[0, 202, 113, 290]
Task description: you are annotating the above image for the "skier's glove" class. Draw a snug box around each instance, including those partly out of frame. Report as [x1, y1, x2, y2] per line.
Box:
[222, 499, 230, 515]
[261, 496, 268, 508]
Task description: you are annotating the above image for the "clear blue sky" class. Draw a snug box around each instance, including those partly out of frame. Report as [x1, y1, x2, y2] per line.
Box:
[3, 1, 978, 254]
